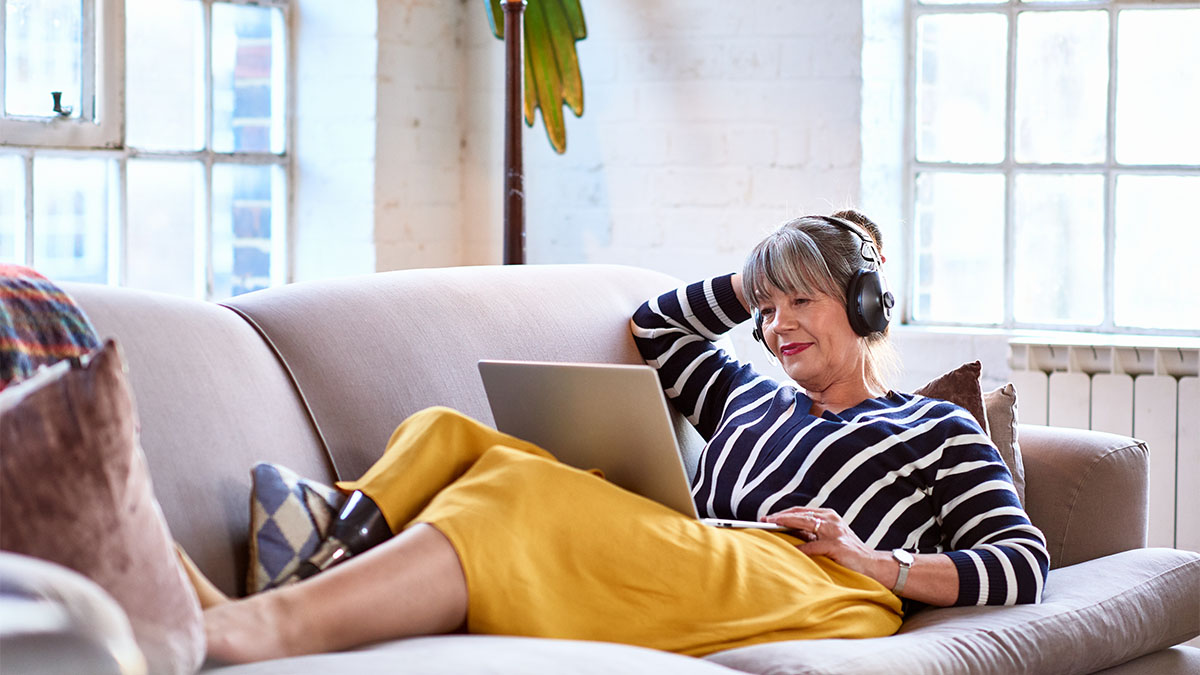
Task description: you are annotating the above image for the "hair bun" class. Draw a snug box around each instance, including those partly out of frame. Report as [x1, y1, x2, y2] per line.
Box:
[832, 209, 883, 253]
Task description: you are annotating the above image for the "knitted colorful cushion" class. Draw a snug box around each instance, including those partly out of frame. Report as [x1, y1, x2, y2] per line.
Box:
[0, 264, 100, 390]
[246, 462, 345, 594]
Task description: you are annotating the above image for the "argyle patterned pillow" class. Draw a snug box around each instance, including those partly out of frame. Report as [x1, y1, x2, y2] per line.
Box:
[246, 462, 345, 594]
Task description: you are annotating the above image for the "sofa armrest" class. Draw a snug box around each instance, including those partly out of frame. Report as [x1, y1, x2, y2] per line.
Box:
[0, 552, 146, 675]
[1020, 424, 1149, 569]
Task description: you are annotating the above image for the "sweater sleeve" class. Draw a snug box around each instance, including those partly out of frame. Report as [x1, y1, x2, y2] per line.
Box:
[931, 410, 1050, 606]
[630, 273, 761, 440]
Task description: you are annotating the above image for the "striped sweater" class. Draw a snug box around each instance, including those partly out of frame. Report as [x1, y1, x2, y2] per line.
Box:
[631, 273, 1049, 606]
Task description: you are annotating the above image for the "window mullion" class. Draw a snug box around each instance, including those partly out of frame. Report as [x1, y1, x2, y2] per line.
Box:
[903, 0, 917, 325]
[283, 0, 295, 285]
[108, 157, 123, 286]
[1003, 1, 1019, 329]
[1103, 7, 1119, 332]
[81, 0, 97, 121]
[24, 154, 34, 267]
[1, 4, 7, 117]
[115, 156, 128, 286]
[202, 0, 215, 301]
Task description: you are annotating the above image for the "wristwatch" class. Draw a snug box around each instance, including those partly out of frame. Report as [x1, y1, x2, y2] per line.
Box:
[891, 548, 915, 594]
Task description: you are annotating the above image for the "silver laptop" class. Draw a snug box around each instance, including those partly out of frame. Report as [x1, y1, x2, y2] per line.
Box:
[477, 359, 783, 531]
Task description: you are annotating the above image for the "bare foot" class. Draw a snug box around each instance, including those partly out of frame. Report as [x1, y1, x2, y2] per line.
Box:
[203, 590, 300, 664]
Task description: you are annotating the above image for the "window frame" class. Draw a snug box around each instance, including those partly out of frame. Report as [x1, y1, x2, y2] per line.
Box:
[1, 0, 294, 300]
[903, 0, 1200, 337]
[0, 0, 124, 147]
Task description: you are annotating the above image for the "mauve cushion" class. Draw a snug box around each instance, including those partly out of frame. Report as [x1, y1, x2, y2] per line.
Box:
[913, 360, 989, 432]
[983, 383, 1025, 505]
[0, 340, 205, 675]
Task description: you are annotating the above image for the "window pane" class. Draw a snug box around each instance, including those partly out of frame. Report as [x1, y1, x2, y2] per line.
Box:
[1013, 174, 1104, 325]
[913, 172, 1005, 323]
[915, 14, 1007, 163]
[127, 160, 202, 297]
[126, 0, 203, 150]
[212, 163, 282, 299]
[1115, 175, 1200, 331]
[1015, 11, 1107, 164]
[1116, 10, 1200, 165]
[0, 155, 24, 262]
[4, 0, 82, 117]
[920, 0, 1003, 4]
[32, 157, 113, 283]
[213, 3, 286, 154]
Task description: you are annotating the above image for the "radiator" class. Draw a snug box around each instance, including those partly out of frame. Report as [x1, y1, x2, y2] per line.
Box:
[1008, 339, 1200, 553]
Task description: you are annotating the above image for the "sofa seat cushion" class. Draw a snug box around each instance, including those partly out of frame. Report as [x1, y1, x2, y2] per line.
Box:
[704, 547, 1200, 675]
[200, 635, 741, 674]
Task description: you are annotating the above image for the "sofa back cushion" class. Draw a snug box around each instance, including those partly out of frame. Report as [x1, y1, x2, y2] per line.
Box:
[61, 283, 333, 597]
[224, 264, 685, 481]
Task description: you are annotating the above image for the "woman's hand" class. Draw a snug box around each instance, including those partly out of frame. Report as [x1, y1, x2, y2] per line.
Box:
[762, 507, 891, 582]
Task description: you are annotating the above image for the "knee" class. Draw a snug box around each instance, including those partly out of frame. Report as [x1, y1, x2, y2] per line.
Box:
[409, 406, 466, 425]
[403, 406, 486, 437]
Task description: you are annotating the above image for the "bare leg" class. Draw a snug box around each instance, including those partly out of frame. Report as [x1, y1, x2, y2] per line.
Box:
[205, 524, 468, 664]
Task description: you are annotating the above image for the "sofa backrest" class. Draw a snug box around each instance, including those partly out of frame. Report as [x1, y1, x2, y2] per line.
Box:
[62, 264, 689, 595]
[223, 264, 687, 482]
[62, 283, 333, 596]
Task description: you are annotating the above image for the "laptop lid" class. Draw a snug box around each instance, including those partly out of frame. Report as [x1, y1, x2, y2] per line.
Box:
[477, 360, 701, 519]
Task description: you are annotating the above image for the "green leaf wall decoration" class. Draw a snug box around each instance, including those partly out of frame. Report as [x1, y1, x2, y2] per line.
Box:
[483, 0, 587, 154]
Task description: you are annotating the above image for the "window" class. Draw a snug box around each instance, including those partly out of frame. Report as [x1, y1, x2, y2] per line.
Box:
[907, 0, 1199, 334]
[1, 0, 290, 300]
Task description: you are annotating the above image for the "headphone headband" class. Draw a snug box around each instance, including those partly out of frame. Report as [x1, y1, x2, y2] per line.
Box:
[812, 215, 882, 270]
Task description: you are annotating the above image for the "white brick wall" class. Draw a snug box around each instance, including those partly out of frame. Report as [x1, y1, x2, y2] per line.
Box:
[374, 0, 467, 272]
[459, 0, 867, 279]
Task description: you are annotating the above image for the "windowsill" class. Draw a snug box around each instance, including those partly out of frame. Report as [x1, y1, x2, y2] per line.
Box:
[891, 324, 1200, 350]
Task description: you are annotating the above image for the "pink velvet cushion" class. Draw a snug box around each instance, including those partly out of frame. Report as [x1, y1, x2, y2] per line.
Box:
[0, 340, 205, 675]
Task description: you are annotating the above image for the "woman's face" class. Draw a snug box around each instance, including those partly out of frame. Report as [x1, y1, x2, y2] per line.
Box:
[757, 285, 865, 393]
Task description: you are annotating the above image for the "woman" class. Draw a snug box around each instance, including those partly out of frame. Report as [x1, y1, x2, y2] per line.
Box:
[204, 212, 1048, 664]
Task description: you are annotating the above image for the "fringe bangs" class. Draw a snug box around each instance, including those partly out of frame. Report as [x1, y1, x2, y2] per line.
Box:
[743, 227, 842, 308]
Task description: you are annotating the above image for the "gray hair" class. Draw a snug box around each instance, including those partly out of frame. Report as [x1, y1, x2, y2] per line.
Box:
[741, 214, 898, 393]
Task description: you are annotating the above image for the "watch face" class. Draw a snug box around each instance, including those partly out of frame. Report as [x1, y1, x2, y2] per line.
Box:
[893, 549, 915, 565]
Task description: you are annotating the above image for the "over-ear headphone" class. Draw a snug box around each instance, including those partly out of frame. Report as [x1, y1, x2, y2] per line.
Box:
[751, 216, 895, 351]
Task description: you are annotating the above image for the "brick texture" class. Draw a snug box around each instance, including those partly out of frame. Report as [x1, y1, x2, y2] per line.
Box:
[345, 1, 867, 283]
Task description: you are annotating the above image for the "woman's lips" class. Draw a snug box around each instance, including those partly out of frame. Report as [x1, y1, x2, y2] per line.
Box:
[779, 342, 810, 356]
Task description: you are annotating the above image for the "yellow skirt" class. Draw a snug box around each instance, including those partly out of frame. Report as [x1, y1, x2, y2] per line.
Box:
[338, 407, 902, 657]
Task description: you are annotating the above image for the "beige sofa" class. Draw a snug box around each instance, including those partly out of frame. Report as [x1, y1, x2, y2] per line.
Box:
[5, 263, 1198, 674]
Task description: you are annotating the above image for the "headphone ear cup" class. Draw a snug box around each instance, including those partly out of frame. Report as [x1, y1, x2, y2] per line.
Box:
[752, 309, 765, 343]
[846, 270, 892, 336]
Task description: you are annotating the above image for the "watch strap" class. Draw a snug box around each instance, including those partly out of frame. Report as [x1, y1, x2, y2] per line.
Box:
[891, 549, 913, 594]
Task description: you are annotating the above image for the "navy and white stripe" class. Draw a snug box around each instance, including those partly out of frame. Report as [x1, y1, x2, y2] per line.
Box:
[631, 273, 1049, 606]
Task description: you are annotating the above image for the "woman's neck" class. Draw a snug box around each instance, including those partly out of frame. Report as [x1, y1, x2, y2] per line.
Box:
[805, 381, 883, 416]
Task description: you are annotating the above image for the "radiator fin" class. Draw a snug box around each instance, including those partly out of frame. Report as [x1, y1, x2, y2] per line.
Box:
[1134, 375, 1178, 549]
[1048, 372, 1090, 430]
[1178, 377, 1199, 553]
[1091, 373, 1133, 436]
